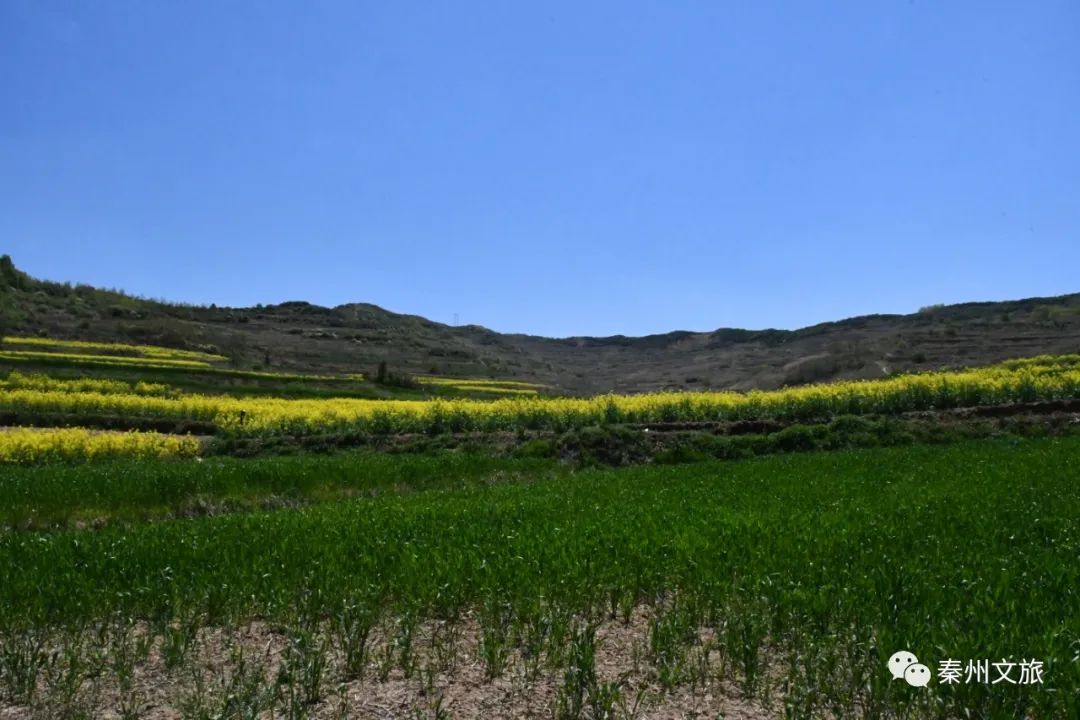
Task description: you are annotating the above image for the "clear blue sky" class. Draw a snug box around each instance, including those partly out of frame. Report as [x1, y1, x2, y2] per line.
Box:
[2, 2, 1078, 337]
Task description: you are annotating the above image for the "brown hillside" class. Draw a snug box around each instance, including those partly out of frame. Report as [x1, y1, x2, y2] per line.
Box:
[2, 256, 1078, 394]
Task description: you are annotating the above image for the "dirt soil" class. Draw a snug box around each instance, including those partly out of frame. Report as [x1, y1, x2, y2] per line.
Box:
[0, 607, 781, 720]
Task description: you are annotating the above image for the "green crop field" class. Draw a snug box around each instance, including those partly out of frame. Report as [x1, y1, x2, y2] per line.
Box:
[1, 438, 1078, 718]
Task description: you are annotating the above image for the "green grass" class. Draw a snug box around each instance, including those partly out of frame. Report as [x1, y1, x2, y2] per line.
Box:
[0, 437, 1077, 717]
[4, 411, 1071, 528]
[0, 451, 562, 528]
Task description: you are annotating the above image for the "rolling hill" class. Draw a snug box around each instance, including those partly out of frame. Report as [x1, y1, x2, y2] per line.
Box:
[2, 255, 1079, 394]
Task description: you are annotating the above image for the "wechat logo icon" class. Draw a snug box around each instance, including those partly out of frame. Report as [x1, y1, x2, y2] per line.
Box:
[889, 650, 931, 687]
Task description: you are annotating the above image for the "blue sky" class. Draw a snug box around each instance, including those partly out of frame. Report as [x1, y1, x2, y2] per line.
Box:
[2, 2, 1078, 337]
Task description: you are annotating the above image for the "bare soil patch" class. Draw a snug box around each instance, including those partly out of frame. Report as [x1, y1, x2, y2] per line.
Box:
[0, 607, 781, 720]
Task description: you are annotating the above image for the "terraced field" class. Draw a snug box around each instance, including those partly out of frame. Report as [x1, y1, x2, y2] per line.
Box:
[3, 336, 1080, 459]
[1, 337, 1078, 718]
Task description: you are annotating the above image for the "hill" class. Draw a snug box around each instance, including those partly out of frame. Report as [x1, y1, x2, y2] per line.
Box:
[2, 255, 1079, 394]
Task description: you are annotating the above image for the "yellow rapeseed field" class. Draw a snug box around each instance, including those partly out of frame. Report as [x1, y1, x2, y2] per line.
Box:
[0, 428, 201, 463]
[0, 341, 366, 383]
[0, 350, 213, 370]
[415, 376, 544, 396]
[0, 371, 171, 396]
[1, 357, 1078, 438]
[416, 376, 545, 389]
[1, 335, 227, 362]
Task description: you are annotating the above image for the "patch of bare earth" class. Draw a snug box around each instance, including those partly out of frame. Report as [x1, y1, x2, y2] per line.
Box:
[1, 607, 781, 719]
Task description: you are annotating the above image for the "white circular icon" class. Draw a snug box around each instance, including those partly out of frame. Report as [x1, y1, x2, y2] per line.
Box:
[904, 663, 932, 687]
[888, 650, 919, 680]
